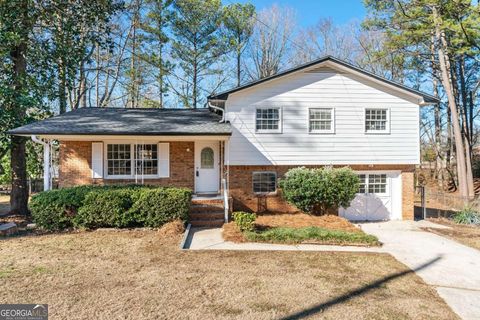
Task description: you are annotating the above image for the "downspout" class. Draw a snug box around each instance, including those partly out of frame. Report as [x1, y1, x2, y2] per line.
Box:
[206, 101, 225, 123]
[31, 135, 51, 191]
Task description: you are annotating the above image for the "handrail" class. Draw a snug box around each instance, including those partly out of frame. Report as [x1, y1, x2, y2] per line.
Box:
[222, 178, 229, 222]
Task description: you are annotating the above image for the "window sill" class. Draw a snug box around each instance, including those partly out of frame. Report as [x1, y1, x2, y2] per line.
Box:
[365, 131, 390, 135]
[104, 175, 166, 180]
[255, 130, 282, 134]
[309, 131, 335, 135]
[253, 191, 278, 197]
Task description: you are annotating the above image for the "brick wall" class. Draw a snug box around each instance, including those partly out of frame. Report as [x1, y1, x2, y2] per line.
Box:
[59, 141, 195, 189]
[228, 164, 416, 220]
[59, 141, 92, 187]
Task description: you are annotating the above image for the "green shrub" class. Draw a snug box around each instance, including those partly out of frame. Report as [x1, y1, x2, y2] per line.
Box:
[30, 185, 106, 230]
[129, 188, 192, 228]
[233, 211, 256, 232]
[29, 184, 187, 230]
[453, 207, 480, 225]
[245, 226, 380, 246]
[74, 189, 139, 228]
[278, 167, 360, 214]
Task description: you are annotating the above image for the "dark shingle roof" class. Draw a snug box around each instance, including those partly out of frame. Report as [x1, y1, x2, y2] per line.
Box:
[208, 55, 439, 104]
[8, 107, 231, 136]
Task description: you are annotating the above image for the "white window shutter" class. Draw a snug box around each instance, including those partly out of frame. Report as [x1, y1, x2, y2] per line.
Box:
[158, 143, 170, 178]
[91, 142, 103, 178]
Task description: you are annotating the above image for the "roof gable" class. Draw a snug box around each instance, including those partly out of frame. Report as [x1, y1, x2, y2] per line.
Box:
[208, 56, 438, 105]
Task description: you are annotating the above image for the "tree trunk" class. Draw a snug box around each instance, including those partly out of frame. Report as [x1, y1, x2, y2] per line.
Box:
[59, 59, 67, 114]
[10, 136, 29, 215]
[458, 57, 474, 198]
[236, 34, 241, 87]
[9, 2, 29, 215]
[433, 7, 468, 199]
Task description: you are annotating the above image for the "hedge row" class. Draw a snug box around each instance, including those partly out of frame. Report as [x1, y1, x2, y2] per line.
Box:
[29, 185, 192, 231]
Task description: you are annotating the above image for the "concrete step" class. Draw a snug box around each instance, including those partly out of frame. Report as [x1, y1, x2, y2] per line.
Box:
[189, 212, 224, 221]
[190, 204, 224, 213]
[190, 219, 224, 227]
[191, 198, 224, 206]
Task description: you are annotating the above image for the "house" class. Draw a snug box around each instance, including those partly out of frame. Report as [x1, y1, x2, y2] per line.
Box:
[9, 56, 438, 224]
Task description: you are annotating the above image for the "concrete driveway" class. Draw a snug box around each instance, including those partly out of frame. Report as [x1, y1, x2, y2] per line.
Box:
[360, 221, 480, 320]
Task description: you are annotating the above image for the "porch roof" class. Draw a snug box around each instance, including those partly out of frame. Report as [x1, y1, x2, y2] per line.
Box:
[8, 107, 232, 136]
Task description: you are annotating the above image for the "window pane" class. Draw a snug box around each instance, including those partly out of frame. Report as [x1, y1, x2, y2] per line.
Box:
[367, 174, 387, 193]
[256, 108, 280, 131]
[366, 109, 387, 131]
[358, 174, 366, 193]
[106, 144, 132, 176]
[134, 144, 158, 175]
[310, 109, 332, 132]
[201, 147, 214, 169]
[253, 172, 276, 193]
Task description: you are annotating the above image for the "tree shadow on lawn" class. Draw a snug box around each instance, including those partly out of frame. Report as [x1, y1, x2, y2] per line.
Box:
[279, 256, 442, 320]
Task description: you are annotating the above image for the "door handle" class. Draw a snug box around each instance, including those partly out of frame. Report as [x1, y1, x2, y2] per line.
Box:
[196, 170, 199, 177]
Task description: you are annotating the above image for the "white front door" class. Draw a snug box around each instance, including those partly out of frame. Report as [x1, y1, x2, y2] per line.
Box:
[195, 141, 220, 193]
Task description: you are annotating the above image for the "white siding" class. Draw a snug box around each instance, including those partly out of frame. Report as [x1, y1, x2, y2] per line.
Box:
[224, 70, 420, 165]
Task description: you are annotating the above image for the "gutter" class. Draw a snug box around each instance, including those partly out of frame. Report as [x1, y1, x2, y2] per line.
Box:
[206, 101, 225, 123]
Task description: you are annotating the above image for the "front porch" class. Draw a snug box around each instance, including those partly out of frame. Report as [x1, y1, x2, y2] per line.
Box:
[52, 138, 231, 227]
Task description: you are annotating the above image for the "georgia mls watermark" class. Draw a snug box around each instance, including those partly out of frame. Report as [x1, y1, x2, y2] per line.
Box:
[0, 304, 48, 320]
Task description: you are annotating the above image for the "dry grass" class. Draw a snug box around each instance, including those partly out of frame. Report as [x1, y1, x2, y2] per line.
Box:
[424, 218, 480, 251]
[157, 220, 185, 241]
[0, 230, 457, 319]
[223, 222, 246, 242]
[0, 195, 9, 215]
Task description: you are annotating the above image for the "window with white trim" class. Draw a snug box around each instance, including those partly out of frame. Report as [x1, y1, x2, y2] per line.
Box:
[256, 108, 281, 132]
[365, 108, 388, 133]
[309, 108, 334, 133]
[106, 143, 166, 178]
[358, 174, 387, 194]
[253, 172, 277, 193]
[107, 144, 131, 176]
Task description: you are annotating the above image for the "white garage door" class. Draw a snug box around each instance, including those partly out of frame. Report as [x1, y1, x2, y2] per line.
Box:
[339, 172, 402, 221]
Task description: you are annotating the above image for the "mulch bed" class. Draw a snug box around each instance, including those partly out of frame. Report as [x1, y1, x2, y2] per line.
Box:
[223, 214, 363, 243]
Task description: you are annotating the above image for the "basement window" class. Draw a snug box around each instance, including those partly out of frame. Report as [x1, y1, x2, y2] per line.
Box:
[253, 172, 277, 194]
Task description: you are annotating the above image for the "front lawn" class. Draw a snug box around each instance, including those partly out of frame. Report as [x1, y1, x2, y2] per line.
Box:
[0, 229, 456, 319]
[224, 214, 381, 246]
[424, 218, 480, 251]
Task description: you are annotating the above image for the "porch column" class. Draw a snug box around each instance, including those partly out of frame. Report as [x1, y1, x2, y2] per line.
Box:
[31, 135, 51, 191]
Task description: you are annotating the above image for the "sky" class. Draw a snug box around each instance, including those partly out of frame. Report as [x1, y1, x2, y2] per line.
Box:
[237, 0, 367, 26]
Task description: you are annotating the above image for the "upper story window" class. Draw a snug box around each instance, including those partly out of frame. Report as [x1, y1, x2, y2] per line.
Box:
[309, 108, 334, 133]
[365, 108, 389, 133]
[256, 107, 281, 133]
[253, 171, 277, 193]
